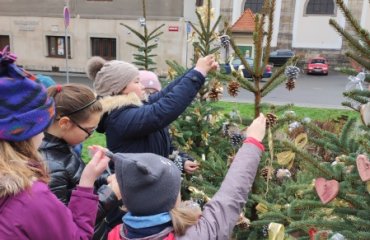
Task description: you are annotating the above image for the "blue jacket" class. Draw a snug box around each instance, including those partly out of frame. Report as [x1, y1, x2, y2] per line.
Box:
[97, 69, 205, 157]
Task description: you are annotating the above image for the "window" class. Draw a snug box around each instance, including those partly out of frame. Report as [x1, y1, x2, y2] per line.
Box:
[91, 37, 116, 60]
[196, 0, 204, 7]
[306, 0, 335, 15]
[47, 36, 71, 58]
[0, 35, 10, 50]
[244, 0, 264, 13]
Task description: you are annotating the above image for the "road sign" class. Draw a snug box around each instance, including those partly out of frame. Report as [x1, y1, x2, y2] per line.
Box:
[64, 7, 70, 28]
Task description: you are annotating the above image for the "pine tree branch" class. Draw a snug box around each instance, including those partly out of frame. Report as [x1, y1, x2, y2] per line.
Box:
[282, 140, 335, 178]
[345, 52, 370, 72]
[262, 0, 275, 69]
[147, 24, 165, 39]
[261, 56, 298, 94]
[329, 19, 370, 57]
[228, 32, 255, 77]
[335, 0, 370, 46]
[120, 23, 146, 42]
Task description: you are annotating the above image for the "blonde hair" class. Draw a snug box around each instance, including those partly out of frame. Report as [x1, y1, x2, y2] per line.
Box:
[0, 139, 49, 198]
[170, 201, 202, 236]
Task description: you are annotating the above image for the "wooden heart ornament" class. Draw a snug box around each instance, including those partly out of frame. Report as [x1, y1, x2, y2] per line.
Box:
[356, 154, 370, 182]
[360, 103, 370, 127]
[315, 178, 339, 204]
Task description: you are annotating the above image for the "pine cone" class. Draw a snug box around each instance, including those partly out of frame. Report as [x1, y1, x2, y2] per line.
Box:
[230, 134, 243, 147]
[261, 166, 274, 180]
[208, 80, 223, 101]
[266, 113, 278, 128]
[227, 80, 240, 97]
[285, 78, 295, 91]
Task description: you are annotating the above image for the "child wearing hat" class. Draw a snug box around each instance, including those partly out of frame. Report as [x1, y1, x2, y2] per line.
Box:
[87, 55, 217, 160]
[38, 83, 122, 239]
[139, 70, 199, 174]
[107, 113, 266, 239]
[0, 47, 110, 239]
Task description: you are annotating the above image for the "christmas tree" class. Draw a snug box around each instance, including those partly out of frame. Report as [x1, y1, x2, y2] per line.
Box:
[120, 0, 164, 70]
[240, 1, 370, 239]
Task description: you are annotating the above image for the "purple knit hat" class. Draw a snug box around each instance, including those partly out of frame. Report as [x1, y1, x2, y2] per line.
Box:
[0, 46, 55, 142]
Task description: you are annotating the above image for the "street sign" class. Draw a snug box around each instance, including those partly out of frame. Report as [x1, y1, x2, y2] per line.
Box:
[168, 26, 179, 32]
[64, 7, 70, 28]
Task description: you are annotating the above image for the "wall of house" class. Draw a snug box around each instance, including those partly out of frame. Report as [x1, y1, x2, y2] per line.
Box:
[0, 0, 187, 74]
[0, 15, 187, 74]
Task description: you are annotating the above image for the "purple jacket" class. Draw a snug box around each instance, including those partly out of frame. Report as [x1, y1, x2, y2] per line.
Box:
[0, 181, 99, 240]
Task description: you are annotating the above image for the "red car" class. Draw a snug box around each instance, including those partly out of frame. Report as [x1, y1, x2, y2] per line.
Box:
[305, 57, 329, 75]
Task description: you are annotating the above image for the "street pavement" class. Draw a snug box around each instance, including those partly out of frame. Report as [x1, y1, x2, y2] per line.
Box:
[36, 69, 351, 109]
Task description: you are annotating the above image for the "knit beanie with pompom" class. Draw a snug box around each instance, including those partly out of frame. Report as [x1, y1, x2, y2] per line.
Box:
[0, 46, 55, 142]
[86, 56, 139, 97]
[139, 70, 162, 92]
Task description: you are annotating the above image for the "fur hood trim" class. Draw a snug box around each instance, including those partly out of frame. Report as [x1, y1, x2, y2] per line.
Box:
[98, 92, 143, 114]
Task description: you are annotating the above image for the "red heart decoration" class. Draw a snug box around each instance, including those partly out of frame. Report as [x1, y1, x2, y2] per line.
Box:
[315, 178, 339, 204]
[356, 154, 370, 182]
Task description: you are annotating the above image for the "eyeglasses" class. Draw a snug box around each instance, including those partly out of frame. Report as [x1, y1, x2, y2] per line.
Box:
[69, 118, 96, 139]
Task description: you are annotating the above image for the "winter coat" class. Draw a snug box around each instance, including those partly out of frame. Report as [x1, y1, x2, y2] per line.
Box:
[0, 181, 98, 240]
[39, 132, 120, 225]
[97, 69, 205, 158]
[111, 140, 264, 240]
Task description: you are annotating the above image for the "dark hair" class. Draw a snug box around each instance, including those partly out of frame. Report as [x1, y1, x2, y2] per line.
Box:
[47, 84, 102, 123]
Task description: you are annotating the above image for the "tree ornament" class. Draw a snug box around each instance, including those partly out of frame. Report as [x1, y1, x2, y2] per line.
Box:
[276, 169, 291, 180]
[256, 202, 269, 214]
[356, 154, 370, 182]
[219, 34, 230, 48]
[266, 113, 278, 128]
[261, 166, 274, 180]
[329, 232, 346, 240]
[236, 212, 250, 229]
[208, 80, 223, 101]
[230, 134, 243, 147]
[277, 133, 307, 169]
[262, 225, 269, 237]
[284, 66, 300, 91]
[268, 222, 285, 240]
[227, 80, 241, 97]
[314, 177, 339, 204]
[360, 102, 370, 126]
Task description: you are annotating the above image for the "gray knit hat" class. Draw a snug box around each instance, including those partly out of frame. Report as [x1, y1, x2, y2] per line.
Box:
[113, 152, 181, 216]
[86, 56, 139, 97]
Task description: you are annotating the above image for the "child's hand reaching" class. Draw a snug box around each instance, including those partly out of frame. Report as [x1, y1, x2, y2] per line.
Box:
[246, 113, 266, 142]
[195, 55, 219, 76]
[184, 160, 199, 174]
[79, 147, 110, 188]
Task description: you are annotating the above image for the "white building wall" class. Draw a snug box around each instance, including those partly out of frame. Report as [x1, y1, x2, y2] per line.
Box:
[0, 16, 186, 74]
[361, 0, 370, 30]
[292, 0, 347, 49]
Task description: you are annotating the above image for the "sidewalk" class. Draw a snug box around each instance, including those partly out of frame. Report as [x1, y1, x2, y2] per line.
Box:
[31, 70, 87, 78]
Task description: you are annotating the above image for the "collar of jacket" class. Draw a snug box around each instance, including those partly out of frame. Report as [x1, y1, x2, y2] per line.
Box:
[99, 92, 143, 114]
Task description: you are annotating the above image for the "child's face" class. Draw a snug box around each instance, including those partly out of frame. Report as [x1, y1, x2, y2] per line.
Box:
[122, 77, 145, 100]
[62, 112, 101, 145]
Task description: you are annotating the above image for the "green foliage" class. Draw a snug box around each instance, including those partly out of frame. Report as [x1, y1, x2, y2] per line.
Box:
[120, 0, 164, 70]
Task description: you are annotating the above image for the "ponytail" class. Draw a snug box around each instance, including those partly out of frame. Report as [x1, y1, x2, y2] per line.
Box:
[170, 201, 202, 236]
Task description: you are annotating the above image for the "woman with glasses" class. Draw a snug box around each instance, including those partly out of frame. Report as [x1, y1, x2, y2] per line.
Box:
[38, 83, 122, 239]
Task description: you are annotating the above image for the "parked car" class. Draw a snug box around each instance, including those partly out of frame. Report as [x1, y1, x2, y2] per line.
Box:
[268, 49, 295, 66]
[222, 57, 273, 78]
[305, 57, 329, 75]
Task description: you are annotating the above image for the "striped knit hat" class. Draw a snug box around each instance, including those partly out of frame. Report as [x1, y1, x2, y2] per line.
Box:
[0, 46, 55, 142]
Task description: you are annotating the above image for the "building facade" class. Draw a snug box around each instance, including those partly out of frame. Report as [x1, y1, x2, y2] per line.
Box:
[0, 0, 189, 73]
[224, 0, 370, 66]
[0, 0, 369, 73]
